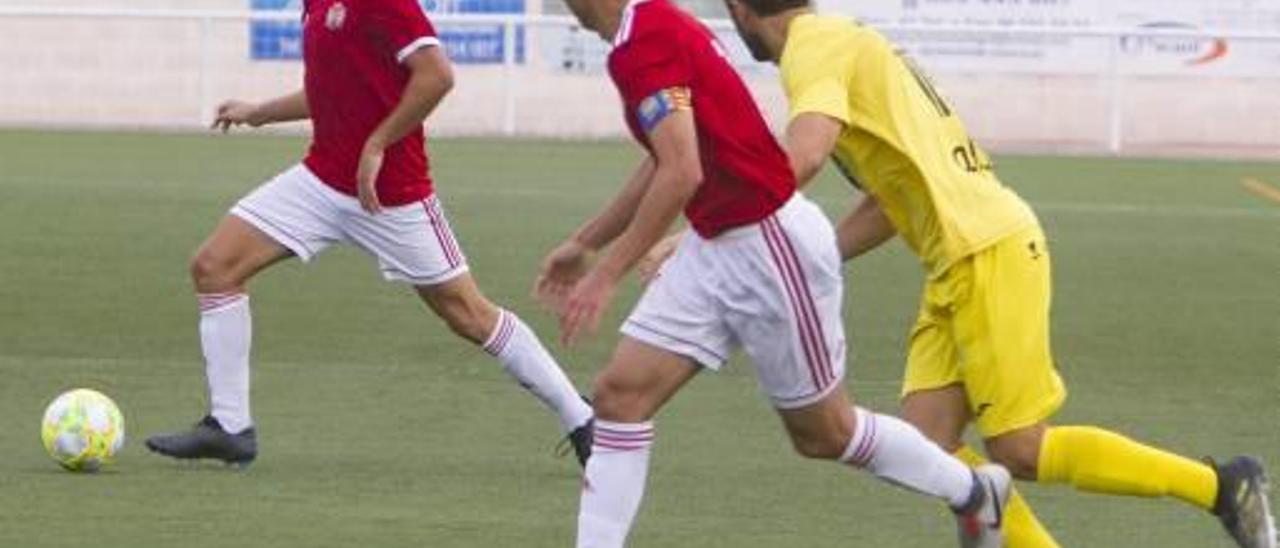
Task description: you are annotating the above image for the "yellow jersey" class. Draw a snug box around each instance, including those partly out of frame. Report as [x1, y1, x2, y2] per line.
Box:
[780, 14, 1037, 277]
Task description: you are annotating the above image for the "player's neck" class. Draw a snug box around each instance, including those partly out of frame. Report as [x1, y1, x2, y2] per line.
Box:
[593, 0, 630, 42]
[761, 8, 812, 63]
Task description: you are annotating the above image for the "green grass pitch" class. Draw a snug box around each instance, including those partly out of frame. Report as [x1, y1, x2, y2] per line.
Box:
[0, 129, 1276, 547]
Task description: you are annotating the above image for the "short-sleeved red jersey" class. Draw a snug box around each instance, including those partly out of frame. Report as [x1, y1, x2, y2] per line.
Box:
[607, 0, 795, 238]
[301, 0, 439, 206]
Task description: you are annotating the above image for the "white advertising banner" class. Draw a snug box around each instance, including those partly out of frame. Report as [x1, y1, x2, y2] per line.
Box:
[539, 21, 773, 74]
[832, 0, 1280, 76]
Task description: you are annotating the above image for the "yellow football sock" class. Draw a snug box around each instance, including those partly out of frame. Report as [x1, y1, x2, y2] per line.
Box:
[1037, 426, 1218, 511]
[953, 446, 1061, 548]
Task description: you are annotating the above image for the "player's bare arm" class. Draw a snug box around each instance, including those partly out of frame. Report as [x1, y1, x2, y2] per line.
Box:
[211, 89, 309, 132]
[786, 111, 897, 259]
[558, 105, 702, 345]
[636, 230, 681, 283]
[536, 158, 655, 310]
[571, 158, 658, 251]
[786, 112, 842, 188]
[357, 46, 454, 214]
[835, 194, 894, 260]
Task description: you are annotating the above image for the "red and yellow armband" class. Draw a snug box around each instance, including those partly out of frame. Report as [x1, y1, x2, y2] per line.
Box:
[637, 87, 692, 133]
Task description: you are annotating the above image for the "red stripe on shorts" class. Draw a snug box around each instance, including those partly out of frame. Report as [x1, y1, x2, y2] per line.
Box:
[422, 199, 460, 268]
[767, 217, 836, 385]
[429, 198, 464, 267]
[760, 218, 827, 392]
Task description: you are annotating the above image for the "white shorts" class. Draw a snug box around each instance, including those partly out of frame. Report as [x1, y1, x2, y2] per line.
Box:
[230, 164, 469, 285]
[621, 195, 847, 409]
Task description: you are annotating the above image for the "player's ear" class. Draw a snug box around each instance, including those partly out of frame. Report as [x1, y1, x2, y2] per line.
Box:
[724, 0, 748, 21]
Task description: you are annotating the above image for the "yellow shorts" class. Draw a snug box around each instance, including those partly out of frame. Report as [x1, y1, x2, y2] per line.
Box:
[902, 225, 1067, 438]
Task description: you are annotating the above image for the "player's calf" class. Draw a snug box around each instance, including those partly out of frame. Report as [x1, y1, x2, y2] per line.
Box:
[779, 397, 856, 460]
[419, 274, 595, 446]
[779, 393, 1012, 546]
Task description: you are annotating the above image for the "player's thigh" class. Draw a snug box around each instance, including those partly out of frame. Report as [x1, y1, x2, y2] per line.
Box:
[775, 387, 856, 460]
[620, 233, 734, 374]
[901, 384, 971, 451]
[607, 235, 731, 422]
[219, 164, 346, 279]
[902, 275, 964, 402]
[191, 215, 293, 289]
[341, 195, 469, 286]
[955, 226, 1066, 439]
[733, 196, 847, 410]
[593, 336, 702, 422]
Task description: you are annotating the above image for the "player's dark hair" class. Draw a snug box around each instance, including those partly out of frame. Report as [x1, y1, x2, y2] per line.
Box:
[736, 0, 810, 17]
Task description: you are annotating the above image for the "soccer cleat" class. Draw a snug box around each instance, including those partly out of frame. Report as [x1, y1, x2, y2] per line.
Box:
[145, 415, 257, 467]
[556, 418, 594, 467]
[568, 419, 594, 466]
[1213, 456, 1278, 548]
[955, 464, 1012, 548]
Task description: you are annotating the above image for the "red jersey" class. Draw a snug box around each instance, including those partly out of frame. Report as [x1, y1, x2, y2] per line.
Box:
[607, 0, 795, 238]
[301, 0, 438, 205]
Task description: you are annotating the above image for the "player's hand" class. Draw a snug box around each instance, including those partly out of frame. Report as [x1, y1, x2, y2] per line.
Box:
[637, 232, 680, 285]
[356, 145, 385, 214]
[559, 268, 618, 347]
[211, 100, 262, 132]
[535, 239, 592, 313]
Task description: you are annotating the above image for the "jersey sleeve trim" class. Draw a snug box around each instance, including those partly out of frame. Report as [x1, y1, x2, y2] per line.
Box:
[396, 36, 442, 64]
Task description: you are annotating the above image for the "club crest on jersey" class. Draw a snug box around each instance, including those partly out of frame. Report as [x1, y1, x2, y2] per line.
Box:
[325, 2, 347, 30]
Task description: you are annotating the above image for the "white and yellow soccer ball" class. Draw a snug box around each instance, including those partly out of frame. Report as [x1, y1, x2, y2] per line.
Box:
[40, 389, 125, 472]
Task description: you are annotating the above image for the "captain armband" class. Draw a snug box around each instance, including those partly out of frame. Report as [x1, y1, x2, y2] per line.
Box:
[636, 87, 692, 133]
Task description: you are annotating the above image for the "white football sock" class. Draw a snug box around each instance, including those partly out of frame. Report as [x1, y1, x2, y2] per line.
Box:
[578, 420, 654, 548]
[483, 309, 593, 432]
[199, 293, 252, 434]
[842, 407, 975, 509]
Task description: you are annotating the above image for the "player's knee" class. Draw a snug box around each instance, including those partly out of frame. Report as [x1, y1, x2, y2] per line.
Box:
[787, 430, 847, 460]
[985, 429, 1045, 480]
[590, 374, 652, 423]
[989, 448, 1039, 480]
[189, 250, 238, 293]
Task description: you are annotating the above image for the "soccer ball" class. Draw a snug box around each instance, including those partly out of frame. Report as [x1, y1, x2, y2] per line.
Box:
[40, 389, 125, 472]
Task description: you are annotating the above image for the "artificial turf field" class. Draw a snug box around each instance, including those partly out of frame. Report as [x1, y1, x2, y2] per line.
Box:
[0, 129, 1276, 547]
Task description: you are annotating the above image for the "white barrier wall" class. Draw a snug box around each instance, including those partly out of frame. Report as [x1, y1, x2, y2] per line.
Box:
[1, 3, 1279, 157]
[0, 10, 753, 138]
